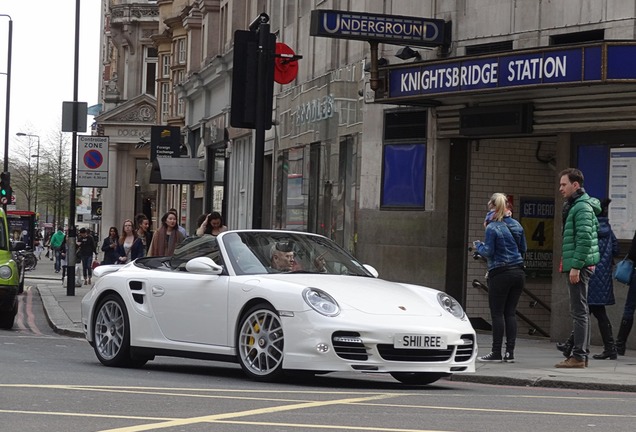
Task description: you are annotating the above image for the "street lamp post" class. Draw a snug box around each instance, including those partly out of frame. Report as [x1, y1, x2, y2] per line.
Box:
[16, 133, 40, 216]
[1, 15, 12, 177]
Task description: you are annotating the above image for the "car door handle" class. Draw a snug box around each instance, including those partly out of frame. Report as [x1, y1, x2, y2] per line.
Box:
[151, 286, 165, 296]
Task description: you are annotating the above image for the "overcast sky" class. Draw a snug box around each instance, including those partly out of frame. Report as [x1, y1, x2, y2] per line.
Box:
[0, 0, 101, 153]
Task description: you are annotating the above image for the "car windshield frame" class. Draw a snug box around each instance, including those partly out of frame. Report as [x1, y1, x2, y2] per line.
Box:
[218, 231, 373, 277]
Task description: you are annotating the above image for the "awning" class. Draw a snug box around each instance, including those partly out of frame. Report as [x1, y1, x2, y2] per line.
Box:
[149, 158, 205, 184]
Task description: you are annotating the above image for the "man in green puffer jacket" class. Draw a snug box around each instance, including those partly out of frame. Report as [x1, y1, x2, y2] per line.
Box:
[555, 168, 601, 369]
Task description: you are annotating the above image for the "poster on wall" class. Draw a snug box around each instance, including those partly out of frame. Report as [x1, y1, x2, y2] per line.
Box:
[519, 197, 555, 278]
[608, 148, 636, 240]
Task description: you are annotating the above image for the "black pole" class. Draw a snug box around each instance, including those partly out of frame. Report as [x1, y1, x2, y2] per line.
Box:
[251, 14, 270, 229]
[2, 16, 12, 179]
[67, 0, 81, 296]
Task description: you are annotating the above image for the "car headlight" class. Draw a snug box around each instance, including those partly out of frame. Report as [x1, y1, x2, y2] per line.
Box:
[0, 265, 12, 280]
[437, 292, 465, 319]
[302, 288, 340, 317]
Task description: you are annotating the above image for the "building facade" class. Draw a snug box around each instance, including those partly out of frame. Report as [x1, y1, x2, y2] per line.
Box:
[95, 0, 636, 349]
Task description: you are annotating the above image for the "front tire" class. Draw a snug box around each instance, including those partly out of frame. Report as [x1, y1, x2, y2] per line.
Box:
[92, 294, 146, 368]
[0, 301, 17, 330]
[237, 304, 285, 381]
[390, 372, 449, 386]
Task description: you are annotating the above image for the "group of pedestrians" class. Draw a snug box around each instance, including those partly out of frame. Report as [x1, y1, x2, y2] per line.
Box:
[101, 213, 153, 265]
[44, 209, 226, 287]
[99, 210, 228, 265]
[475, 167, 636, 368]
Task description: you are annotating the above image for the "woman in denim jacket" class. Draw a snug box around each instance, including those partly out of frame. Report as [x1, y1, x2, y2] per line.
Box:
[474, 193, 527, 363]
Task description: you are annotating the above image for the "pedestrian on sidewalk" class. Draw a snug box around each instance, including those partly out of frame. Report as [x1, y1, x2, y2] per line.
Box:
[473, 193, 527, 363]
[116, 219, 143, 263]
[148, 211, 184, 257]
[49, 226, 66, 273]
[77, 227, 97, 285]
[135, 213, 152, 255]
[101, 226, 121, 265]
[557, 198, 620, 360]
[555, 168, 600, 369]
[615, 229, 636, 355]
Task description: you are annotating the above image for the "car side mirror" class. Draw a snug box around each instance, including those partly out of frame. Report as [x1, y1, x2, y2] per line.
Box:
[363, 264, 379, 278]
[185, 257, 223, 275]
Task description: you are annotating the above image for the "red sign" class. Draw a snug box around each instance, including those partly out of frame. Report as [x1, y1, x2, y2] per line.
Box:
[274, 43, 299, 84]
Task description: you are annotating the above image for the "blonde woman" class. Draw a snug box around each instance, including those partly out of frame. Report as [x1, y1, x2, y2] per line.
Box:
[473, 193, 527, 363]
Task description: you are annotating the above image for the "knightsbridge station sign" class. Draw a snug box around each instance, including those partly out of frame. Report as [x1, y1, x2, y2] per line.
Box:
[310, 10, 448, 47]
[381, 43, 636, 100]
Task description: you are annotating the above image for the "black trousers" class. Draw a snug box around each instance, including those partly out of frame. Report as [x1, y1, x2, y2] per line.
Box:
[488, 266, 526, 353]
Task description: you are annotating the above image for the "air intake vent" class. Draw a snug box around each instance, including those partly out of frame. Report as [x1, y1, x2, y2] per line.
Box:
[332, 331, 369, 361]
[454, 334, 475, 362]
[377, 345, 453, 362]
[129, 281, 144, 304]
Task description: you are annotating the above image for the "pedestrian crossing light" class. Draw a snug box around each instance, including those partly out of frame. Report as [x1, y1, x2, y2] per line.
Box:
[0, 172, 12, 204]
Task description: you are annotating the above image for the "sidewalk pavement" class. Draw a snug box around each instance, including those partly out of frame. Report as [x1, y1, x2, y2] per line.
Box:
[25, 258, 636, 392]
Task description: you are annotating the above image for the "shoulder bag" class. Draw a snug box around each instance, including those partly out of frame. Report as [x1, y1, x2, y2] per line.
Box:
[614, 256, 634, 285]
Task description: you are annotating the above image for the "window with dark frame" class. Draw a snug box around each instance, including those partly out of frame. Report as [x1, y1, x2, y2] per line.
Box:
[381, 110, 427, 209]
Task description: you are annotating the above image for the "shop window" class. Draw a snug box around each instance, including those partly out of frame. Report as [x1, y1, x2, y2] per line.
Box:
[381, 110, 427, 209]
[283, 148, 307, 231]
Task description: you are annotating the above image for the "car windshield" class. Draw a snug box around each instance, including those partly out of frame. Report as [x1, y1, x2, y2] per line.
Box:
[219, 231, 373, 277]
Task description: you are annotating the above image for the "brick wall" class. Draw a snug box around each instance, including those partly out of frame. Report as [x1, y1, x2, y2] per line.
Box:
[466, 138, 556, 338]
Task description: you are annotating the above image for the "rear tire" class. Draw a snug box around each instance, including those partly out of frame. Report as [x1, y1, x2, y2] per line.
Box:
[24, 253, 37, 271]
[390, 372, 449, 386]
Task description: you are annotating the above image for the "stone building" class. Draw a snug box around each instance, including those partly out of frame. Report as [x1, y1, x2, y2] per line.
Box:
[95, 0, 636, 348]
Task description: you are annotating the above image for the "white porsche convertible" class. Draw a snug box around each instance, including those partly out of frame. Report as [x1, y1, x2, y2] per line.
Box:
[81, 230, 476, 385]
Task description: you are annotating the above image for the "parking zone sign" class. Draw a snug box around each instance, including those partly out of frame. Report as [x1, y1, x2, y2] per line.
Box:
[78, 136, 109, 187]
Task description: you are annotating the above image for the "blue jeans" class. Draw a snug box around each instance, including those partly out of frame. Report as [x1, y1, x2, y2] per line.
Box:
[80, 255, 93, 279]
[622, 271, 636, 320]
[54, 249, 62, 272]
[568, 267, 593, 361]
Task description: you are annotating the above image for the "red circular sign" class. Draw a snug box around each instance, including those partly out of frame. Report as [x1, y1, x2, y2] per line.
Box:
[274, 43, 299, 84]
[84, 149, 104, 169]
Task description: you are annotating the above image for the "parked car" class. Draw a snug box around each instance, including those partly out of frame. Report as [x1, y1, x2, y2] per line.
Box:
[0, 208, 24, 330]
[81, 230, 476, 384]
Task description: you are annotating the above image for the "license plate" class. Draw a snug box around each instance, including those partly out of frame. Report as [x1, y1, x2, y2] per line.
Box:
[394, 334, 447, 349]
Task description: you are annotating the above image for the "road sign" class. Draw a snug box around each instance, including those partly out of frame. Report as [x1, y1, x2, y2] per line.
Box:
[78, 136, 109, 187]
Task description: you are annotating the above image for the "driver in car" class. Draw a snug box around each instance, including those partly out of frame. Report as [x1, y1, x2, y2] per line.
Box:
[270, 241, 295, 272]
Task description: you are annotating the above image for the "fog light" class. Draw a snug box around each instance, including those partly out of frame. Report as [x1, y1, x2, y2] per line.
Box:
[316, 343, 330, 353]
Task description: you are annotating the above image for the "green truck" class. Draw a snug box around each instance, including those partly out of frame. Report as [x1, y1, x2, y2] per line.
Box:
[0, 207, 24, 329]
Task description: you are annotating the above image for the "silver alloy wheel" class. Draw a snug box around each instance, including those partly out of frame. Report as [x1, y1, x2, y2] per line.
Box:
[94, 299, 125, 361]
[238, 307, 284, 377]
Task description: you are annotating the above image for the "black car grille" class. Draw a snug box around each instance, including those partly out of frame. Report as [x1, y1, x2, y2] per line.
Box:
[377, 345, 454, 362]
[332, 331, 475, 363]
[332, 331, 369, 361]
[454, 334, 475, 362]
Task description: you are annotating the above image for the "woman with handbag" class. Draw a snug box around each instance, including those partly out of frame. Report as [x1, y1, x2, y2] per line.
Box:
[615, 230, 636, 355]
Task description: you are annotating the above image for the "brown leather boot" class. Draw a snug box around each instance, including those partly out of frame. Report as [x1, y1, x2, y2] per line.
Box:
[555, 357, 586, 368]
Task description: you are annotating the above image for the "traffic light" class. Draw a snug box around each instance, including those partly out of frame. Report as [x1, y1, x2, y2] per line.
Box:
[0, 172, 12, 205]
